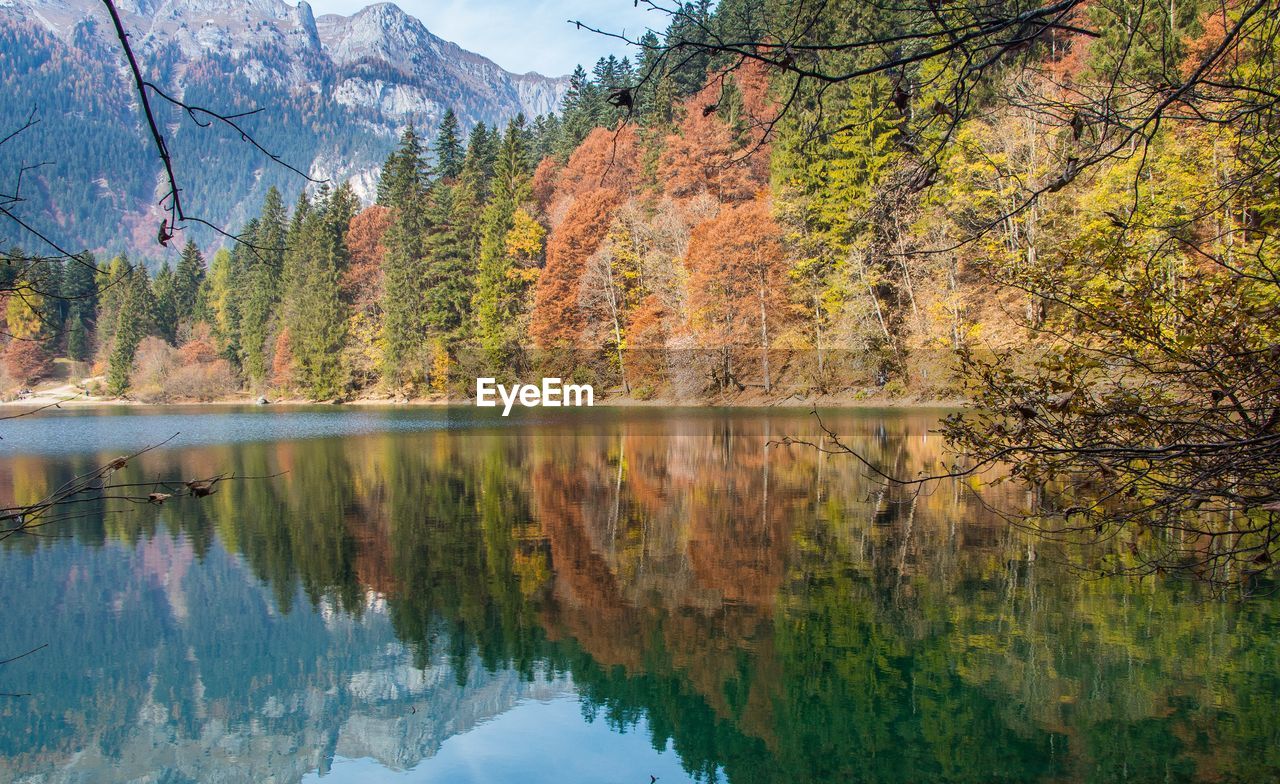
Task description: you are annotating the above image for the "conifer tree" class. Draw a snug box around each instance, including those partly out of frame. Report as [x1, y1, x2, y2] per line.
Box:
[94, 255, 132, 357]
[152, 262, 179, 344]
[65, 312, 89, 362]
[106, 264, 156, 396]
[378, 124, 427, 207]
[291, 185, 351, 399]
[60, 253, 99, 357]
[234, 188, 290, 386]
[379, 126, 432, 389]
[432, 109, 465, 180]
[422, 181, 473, 339]
[173, 240, 206, 328]
[473, 117, 535, 365]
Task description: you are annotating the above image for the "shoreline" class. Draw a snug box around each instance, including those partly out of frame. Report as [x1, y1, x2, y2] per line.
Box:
[0, 391, 966, 412]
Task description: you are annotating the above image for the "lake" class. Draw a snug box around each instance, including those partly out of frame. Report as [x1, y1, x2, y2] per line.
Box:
[0, 406, 1277, 783]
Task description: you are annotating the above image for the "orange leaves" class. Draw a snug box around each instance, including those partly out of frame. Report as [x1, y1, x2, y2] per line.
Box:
[554, 126, 642, 208]
[270, 327, 294, 389]
[659, 76, 770, 204]
[530, 127, 641, 349]
[684, 196, 787, 344]
[343, 205, 392, 307]
[531, 157, 562, 214]
[2, 340, 50, 385]
[177, 323, 219, 366]
[530, 188, 624, 348]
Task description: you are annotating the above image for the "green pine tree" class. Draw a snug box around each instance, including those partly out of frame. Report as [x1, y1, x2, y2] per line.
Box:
[106, 264, 156, 396]
[152, 262, 179, 343]
[473, 117, 533, 365]
[291, 186, 351, 400]
[432, 109, 465, 180]
[173, 240, 206, 328]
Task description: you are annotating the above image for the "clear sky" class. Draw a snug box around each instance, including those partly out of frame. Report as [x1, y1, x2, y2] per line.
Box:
[304, 0, 665, 76]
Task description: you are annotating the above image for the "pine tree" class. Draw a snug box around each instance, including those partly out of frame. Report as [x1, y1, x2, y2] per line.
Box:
[152, 262, 178, 343]
[94, 254, 132, 357]
[378, 123, 427, 207]
[60, 252, 99, 330]
[173, 240, 206, 328]
[235, 188, 290, 386]
[65, 311, 89, 362]
[106, 264, 156, 396]
[432, 108, 465, 180]
[291, 186, 351, 400]
[473, 117, 535, 365]
[560, 65, 594, 157]
[459, 123, 499, 201]
[379, 126, 433, 389]
[423, 181, 473, 338]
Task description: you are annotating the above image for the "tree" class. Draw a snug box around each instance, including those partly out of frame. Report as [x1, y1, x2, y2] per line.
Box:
[473, 116, 536, 366]
[432, 108, 465, 180]
[290, 185, 352, 400]
[3, 340, 50, 385]
[173, 240, 206, 329]
[685, 197, 788, 392]
[151, 262, 178, 343]
[531, 189, 621, 348]
[378, 123, 427, 207]
[65, 311, 89, 362]
[106, 263, 157, 396]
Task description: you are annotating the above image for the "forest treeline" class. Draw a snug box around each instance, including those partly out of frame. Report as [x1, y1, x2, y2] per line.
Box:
[2, 0, 1276, 405]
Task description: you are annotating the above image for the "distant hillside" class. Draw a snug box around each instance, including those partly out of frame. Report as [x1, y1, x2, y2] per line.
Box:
[0, 0, 568, 258]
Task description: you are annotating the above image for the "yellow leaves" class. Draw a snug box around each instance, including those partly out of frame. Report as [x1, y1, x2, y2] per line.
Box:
[429, 339, 451, 396]
[504, 208, 546, 262]
[5, 291, 43, 340]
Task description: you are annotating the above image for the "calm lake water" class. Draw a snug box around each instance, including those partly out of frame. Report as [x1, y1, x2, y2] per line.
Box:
[0, 406, 1277, 783]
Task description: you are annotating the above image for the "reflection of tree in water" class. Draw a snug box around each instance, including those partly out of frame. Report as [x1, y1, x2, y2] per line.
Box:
[2, 410, 1279, 782]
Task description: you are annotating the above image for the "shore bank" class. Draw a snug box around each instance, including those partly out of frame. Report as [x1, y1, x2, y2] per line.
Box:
[1, 384, 963, 412]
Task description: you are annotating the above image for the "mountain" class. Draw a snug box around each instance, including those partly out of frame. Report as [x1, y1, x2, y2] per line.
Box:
[0, 0, 569, 258]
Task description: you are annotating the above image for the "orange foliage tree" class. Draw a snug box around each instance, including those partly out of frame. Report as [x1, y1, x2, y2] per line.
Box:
[343, 205, 392, 308]
[684, 197, 789, 392]
[551, 126, 640, 207]
[3, 340, 50, 386]
[659, 70, 772, 205]
[530, 189, 622, 347]
[531, 126, 643, 352]
[177, 323, 220, 365]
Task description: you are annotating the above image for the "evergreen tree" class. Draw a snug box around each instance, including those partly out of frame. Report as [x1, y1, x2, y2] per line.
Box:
[94, 255, 132, 357]
[152, 262, 179, 343]
[236, 188, 289, 385]
[60, 252, 99, 330]
[106, 264, 156, 396]
[65, 311, 89, 362]
[432, 109, 465, 180]
[377, 124, 427, 207]
[291, 185, 351, 399]
[423, 181, 473, 339]
[459, 123, 499, 201]
[379, 126, 433, 389]
[559, 65, 594, 157]
[173, 240, 206, 328]
[473, 117, 534, 364]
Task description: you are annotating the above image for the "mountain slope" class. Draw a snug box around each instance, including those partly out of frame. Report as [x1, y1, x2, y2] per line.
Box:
[0, 0, 568, 258]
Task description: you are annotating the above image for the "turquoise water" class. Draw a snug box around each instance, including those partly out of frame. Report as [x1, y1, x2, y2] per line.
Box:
[0, 407, 1277, 783]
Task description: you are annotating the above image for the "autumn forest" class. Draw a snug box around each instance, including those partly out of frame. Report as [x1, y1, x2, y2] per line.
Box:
[2, 0, 1277, 419]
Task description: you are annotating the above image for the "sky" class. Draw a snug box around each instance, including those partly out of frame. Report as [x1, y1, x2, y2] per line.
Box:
[304, 0, 666, 76]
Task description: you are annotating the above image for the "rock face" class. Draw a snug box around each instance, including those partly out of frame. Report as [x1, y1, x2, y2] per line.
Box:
[0, 0, 569, 254]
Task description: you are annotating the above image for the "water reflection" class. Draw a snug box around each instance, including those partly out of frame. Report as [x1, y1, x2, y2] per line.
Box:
[1, 408, 1277, 783]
